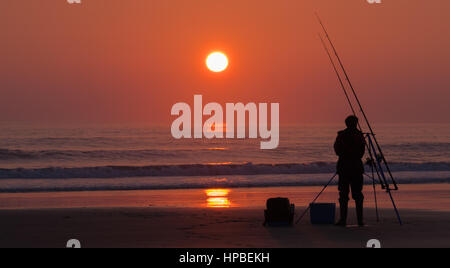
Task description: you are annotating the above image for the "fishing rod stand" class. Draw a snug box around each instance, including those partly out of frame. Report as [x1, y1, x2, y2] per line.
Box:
[364, 133, 403, 225]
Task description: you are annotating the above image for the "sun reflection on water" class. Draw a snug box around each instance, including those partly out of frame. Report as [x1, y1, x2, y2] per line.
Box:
[205, 189, 232, 208]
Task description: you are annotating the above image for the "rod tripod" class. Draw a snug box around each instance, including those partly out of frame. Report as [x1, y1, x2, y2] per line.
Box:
[364, 133, 402, 225]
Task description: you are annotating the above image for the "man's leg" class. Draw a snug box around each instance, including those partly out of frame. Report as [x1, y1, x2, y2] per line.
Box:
[336, 175, 350, 226]
[351, 174, 365, 226]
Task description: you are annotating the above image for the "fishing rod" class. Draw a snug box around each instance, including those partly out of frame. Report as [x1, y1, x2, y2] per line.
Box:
[299, 37, 383, 222]
[314, 13, 403, 225]
[318, 33, 386, 190]
[318, 34, 357, 117]
[315, 12, 398, 191]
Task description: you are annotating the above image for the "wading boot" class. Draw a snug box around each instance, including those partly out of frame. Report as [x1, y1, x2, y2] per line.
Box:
[356, 200, 365, 227]
[335, 201, 348, 227]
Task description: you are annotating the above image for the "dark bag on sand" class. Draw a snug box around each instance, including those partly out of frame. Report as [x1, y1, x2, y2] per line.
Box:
[264, 198, 295, 227]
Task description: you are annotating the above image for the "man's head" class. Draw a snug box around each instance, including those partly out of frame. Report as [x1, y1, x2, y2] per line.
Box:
[345, 115, 359, 129]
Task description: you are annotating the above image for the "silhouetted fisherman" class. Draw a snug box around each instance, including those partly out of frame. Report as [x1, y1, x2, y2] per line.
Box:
[334, 116, 366, 227]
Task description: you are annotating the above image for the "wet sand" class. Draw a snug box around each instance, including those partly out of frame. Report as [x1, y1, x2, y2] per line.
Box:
[0, 184, 449, 248]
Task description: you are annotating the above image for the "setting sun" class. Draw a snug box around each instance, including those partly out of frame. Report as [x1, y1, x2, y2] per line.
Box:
[206, 52, 228, 72]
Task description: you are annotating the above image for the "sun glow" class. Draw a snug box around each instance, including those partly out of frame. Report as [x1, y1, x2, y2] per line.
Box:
[205, 189, 232, 208]
[206, 52, 228, 72]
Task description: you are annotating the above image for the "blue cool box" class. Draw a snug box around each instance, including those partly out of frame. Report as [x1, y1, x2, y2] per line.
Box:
[310, 203, 336, 225]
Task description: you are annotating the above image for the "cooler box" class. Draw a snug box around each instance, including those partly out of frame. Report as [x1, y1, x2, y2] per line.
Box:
[310, 203, 336, 225]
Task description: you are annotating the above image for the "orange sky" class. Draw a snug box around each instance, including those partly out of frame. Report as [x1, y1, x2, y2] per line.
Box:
[0, 0, 449, 125]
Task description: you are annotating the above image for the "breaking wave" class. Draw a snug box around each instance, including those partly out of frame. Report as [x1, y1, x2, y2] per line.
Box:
[1, 161, 450, 179]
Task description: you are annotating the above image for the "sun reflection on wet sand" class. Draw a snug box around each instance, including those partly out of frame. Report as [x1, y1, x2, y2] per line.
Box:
[205, 189, 232, 208]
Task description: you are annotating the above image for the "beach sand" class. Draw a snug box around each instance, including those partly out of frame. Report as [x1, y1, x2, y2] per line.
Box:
[0, 184, 449, 248]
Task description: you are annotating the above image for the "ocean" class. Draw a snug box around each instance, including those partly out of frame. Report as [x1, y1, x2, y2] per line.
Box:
[0, 123, 449, 192]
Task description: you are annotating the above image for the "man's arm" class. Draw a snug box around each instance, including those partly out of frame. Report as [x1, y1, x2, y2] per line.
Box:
[358, 133, 366, 158]
[334, 133, 343, 156]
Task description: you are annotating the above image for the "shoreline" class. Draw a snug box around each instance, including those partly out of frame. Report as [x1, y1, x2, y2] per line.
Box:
[0, 171, 449, 194]
[1, 180, 449, 195]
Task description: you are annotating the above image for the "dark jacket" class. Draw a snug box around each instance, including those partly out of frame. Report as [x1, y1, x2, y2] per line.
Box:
[334, 128, 366, 175]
